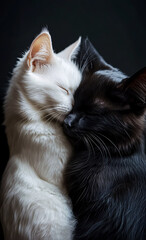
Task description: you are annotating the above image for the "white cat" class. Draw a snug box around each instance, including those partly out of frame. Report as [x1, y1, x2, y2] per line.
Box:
[0, 29, 81, 240]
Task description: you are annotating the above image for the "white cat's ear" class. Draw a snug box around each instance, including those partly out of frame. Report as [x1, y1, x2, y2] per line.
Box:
[58, 37, 81, 61]
[27, 30, 54, 71]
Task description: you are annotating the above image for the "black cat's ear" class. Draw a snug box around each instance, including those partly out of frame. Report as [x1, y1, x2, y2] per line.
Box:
[75, 38, 111, 73]
[58, 37, 81, 61]
[118, 67, 146, 109]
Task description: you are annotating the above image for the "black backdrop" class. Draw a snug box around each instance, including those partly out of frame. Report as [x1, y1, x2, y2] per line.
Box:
[0, 0, 146, 238]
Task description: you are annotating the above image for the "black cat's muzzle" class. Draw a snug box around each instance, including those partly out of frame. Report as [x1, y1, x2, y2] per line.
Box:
[63, 114, 80, 138]
[64, 114, 77, 127]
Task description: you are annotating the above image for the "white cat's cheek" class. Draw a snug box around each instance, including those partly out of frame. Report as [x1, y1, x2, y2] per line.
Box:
[64, 102, 73, 113]
[68, 103, 74, 112]
[65, 93, 73, 107]
[71, 97, 74, 107]
[69, 95, 74, 110]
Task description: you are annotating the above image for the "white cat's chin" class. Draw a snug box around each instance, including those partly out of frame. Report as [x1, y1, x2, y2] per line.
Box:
[58, 114, 68, 122]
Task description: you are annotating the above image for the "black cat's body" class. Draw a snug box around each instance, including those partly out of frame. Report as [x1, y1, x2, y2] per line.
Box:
[64, 39, 146, 240]
[66, 144, 146, 240]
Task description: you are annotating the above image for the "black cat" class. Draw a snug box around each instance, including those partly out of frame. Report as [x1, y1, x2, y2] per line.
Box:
[63, 38, 146, 240]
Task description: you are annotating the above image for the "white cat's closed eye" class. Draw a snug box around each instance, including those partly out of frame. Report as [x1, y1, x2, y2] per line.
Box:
[58, 84, 69, 95]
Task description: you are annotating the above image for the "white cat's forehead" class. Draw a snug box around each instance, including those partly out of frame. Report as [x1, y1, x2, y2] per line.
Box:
[42, 58, 81, 87]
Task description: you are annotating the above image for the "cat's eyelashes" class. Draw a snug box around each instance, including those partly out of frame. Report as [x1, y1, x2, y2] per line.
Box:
[57, 84, 69, 95]
[60, 86, 69, 95]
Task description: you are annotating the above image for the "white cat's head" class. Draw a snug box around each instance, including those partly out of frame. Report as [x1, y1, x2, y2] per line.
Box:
[14, 29, 81, 123]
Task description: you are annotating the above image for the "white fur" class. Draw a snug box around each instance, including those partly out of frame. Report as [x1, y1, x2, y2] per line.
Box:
[0, 31, 81, 240]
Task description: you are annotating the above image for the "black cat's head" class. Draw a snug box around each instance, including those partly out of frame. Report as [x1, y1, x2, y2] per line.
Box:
[64, 38, 146, 152]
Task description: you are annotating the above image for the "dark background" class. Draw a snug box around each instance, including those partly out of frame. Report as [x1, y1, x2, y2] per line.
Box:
[0, 0, 146, 238]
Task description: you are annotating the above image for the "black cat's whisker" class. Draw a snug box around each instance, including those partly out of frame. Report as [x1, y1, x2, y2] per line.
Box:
[86, 135, 96, 158]
[87, 133, 105, 159]
[98, 133, 122, 157]
[89, 133, 106, 157]
[91, 133, 112, 160]
[118, 119, 132, 141]
[86, 134, 101, 157]
[88, 133, 107, 159]
[83, 136, 92, 160]
[95, 134, 111, 159]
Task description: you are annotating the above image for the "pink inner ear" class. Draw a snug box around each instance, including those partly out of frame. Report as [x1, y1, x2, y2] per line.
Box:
[27, 33, 52, 69]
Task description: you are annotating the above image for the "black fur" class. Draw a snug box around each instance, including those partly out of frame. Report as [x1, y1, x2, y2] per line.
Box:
[64, 39, 146, 240]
